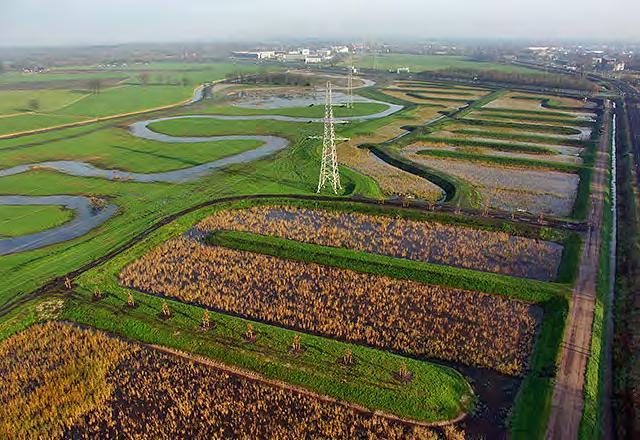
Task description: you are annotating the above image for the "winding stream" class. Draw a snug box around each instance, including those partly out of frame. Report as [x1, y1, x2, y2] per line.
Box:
[0, 196, 118, 255]
[0, 77, 402, 253]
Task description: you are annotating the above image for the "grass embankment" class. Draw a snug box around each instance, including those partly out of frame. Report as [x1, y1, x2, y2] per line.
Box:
[450, 129, 588, 147]
[476, 112, 593, 127]
[207, 229, 566, 302]
[68, 199, 473, 424]
[344, 54, 538, 74]
[0, 205, 74, 238]
[416, 136, 557, 155]
[455, 118, 583, 136]
[476, 107, 579, 118]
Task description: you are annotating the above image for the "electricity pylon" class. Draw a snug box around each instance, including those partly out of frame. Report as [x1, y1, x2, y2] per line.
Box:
[346, 64, 354, 109]
[310, 82, 349, 194]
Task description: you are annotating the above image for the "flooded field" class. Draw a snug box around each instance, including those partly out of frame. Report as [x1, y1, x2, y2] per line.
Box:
[197, 205, 563, 280]
[407, 155, 580, 216]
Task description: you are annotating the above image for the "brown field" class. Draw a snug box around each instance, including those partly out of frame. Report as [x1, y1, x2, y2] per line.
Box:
[483, 92, 595, 114]
[381, 81, 489, 104]
[197, 205, 563, 280]
[120, 237, 539, 375]
[338, 106, 445, 201]
[0, 322, 440, 439]
[406, 155, 579, 216]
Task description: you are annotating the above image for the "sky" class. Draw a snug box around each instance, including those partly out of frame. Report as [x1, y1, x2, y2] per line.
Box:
[1, 0, 638, 47]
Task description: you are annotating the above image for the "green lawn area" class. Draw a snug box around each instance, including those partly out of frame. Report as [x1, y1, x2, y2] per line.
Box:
[0, 205, 74, 238]
[346, 54, 539, 74]
[0, 113, 88, 135]
[0, 90, 89, 114]
[0, 125, 265, 173]
[54, 85, 196, 117]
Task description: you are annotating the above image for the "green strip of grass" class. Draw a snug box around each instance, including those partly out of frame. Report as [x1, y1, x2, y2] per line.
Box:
[413, 148, 582, 173]
[417, 135, 557, 154]
[406, 93, 472, 103]
[451, 129, 588, 147]
[477, 112, 593, 127]
[207, 230, 568, 302]
[62, 287, 472, 423]
[509, 295, 570, 439]
[389, 88, 479, 97]
[477, 107, 576, 118]
[457, 118, 583, 135]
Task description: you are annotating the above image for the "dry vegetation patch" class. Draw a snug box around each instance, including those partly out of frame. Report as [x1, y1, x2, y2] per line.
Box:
[407, 155, 579, 216]
[197, 205, 562, 280]
[120, 237, 539, 375]
[0, 322, 440, 439]
[338, 107, 445, 201]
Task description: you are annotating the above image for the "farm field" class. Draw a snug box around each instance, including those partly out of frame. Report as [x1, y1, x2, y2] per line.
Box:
[121, 236, 539, 375]
[197, 205, 564, 280]
[0, 322, 448, 439]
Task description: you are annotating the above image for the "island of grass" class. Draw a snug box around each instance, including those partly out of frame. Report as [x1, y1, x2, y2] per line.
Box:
[0, 205, 74, 238]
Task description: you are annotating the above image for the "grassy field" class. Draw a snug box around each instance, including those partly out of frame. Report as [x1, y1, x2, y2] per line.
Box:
[0, 62, 271, 135]
[0, 205, 74, 238]
[344, 54, 539, 74]
[0, 89, 88, 114]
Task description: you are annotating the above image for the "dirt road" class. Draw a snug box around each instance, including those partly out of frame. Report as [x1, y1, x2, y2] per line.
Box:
[545, 101, 612, 439]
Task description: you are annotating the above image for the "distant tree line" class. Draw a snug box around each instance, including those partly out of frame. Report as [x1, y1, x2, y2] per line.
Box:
[422, 68, 598, 94]
[137, 72, 191, 86]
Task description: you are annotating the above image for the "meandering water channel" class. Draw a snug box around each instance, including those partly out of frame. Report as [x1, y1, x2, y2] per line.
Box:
[0, 78, 403, 253]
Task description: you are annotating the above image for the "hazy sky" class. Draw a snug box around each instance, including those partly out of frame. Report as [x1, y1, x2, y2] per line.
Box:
[1, 0, 638, 46]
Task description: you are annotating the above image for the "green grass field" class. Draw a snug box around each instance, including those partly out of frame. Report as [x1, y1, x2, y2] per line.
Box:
[0, 205, 74, 238]
[0, 89, 88, 114]
[345, 54, 539, 74]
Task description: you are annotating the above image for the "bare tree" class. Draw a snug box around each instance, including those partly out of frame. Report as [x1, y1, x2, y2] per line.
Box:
[88, 78, 103, 95]
[139, 72, 150, 86]
[28, 98, 40, 111]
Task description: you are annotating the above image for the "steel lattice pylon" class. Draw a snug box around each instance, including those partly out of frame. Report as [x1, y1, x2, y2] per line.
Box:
[346, 66, 354, 109]
[317, 81, 341, 194]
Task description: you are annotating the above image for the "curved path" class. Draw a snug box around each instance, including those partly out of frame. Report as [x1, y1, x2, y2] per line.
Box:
[0, 196, 118, 256]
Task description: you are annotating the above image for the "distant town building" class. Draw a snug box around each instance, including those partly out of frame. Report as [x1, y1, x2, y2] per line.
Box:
[232, 51, 276, 60]
[396, 67, 410, 74]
